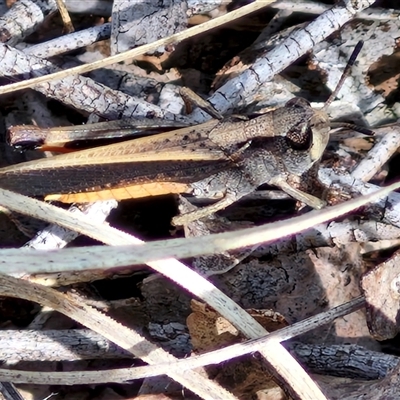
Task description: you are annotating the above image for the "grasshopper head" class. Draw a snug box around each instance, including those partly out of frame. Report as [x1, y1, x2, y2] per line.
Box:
[281, 42, 364, 178]
[285, 97, 330, 158]
[277, 97, 331, 177]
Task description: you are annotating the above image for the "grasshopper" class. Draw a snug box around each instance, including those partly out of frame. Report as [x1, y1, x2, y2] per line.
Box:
[0, 42, 368, 226]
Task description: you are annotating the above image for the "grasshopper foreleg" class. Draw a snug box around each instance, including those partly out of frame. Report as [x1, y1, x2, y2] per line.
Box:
[172, 193, 239, 226]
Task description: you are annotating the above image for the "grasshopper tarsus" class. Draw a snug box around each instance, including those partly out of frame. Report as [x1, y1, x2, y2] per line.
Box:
[172, 195, 238, 226]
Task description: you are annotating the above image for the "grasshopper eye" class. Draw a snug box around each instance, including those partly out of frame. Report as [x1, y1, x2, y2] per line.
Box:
[286, 125, 312, 150]
[285, 97, 311, 109]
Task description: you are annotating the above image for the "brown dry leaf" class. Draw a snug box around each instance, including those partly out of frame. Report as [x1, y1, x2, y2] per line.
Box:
[187, 299, 288, 353]
[361, 250, 400, 341]
[187, 299, 288, 399]
[369, 50, 400, 98]
[306, 244, 373, 346]
[187, 299, 242, 352]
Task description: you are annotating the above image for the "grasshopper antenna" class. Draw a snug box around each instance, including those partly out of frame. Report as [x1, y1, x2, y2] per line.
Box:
[321, 41, 374, 136]
[321, 40, 364, 112]
[330, 121, 374, 136]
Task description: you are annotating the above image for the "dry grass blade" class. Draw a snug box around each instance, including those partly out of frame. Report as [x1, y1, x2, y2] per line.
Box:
[0, 183, 397, 398]
[0, 296, 364, 384]
[0, 182, 398, 271]
[0, 274, 237, 400]
[0, 195, 328, 398]
[1, 182, 394, 399]
[55, 0, 74, 33]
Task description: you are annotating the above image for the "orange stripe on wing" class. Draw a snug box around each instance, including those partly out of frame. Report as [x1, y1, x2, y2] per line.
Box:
[45, 182, 192, 203]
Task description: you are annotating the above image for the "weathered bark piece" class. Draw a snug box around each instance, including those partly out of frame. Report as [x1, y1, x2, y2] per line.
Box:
[191, 0, 376, 120]
[140, 274, 192, 357]
[211, 243, 376, 348]
[26, 23, 111, 58]
[320, 169, 400, 228]
[312, 20, 399, 127]
[0, 329, 131, 361]
[0, 44, 185, 121]
[110, 0, 188, 55]
[186, 0, 225, 17]
[361, 251, 400, 340]
[289, 342, 399, 381]
[315, 362, 400, 400]
[351, 125, 400, 182]
[270, 1, 400, 21]
[0, 0, 57, 45]
[64, 0, 112, 15]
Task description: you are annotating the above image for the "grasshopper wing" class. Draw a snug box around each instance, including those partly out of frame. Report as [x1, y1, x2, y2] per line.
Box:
[0, 120, 234, 202]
